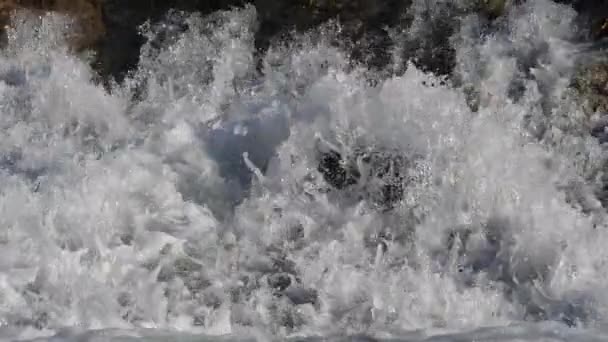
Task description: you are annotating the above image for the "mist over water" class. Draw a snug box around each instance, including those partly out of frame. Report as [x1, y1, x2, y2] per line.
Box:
[1, 1, 608, 341]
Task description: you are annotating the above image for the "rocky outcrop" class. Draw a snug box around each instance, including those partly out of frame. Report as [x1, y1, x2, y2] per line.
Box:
[0, 0, 534, 81]
[0, 0, 605, 82]
[97, 0, 247, 80]
[97, 0, 411, 80]
[557, 0, 608, 39]
[0, 0, 104, 50]
[572, 62, 608, 114]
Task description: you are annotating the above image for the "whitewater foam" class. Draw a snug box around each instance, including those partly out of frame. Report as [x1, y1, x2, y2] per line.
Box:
[0, 1, 607, 341]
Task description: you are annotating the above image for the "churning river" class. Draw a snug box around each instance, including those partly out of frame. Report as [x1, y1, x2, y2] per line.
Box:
[1, 1, 608, 341]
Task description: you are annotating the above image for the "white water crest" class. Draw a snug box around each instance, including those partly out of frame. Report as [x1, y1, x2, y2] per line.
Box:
[1, 1, 608, 341]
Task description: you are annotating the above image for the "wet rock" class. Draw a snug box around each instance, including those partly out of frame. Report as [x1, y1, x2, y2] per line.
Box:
[362, 149, 408, 209]
[254, 0, 411, 70]
[467, 0, 506, 19]
[400, 0, 510, 78]
[569, 62, 608, 209]
[401, 3, 459, 77]
[557, 0, 608, 39]
[317, 149, 360, 190]
[0, 0, 516, 81]
[2, 0, 603, 84]
[552, 6, 608, 146]
[0, 0, 104, 51]
[572, 62, 608, 114]
[317, 146, 408, 210]
[97, 0, 243, 79]
[95, 0, 411, 79]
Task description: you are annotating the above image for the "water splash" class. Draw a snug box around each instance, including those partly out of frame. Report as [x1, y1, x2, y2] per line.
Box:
[0, 1, 608, 341]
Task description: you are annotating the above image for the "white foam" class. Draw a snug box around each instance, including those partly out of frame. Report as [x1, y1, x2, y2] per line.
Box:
[0, 2, 607, 341]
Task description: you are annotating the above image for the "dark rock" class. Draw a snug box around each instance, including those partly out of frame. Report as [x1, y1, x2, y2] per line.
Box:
[571, 63, 608, 114]
[97, 0, 247, 80]
[317, 146, 409, 210]
[556, 0, 608, 39]
[362, 149, 408, 209]
[93, 0, 412, 80]
[253, 0, 412, 71]
[401, 3, 459, 77]
[478, 0, 506, 19]
[0, 0, 105, 51]
[318, 149, 361, 190]
[3, 0, 606, 83]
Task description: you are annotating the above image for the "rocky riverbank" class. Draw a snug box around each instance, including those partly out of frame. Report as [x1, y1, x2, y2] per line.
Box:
[0, 1, 606, 85]
[0, 0, 514, 79]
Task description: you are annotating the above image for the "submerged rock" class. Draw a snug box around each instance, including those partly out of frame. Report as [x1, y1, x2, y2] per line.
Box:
[317, 149, 361, 190]
[558, 0, 608, 39]
[0, 0, 604, 84]
[317, 146, 409, 210]
[478, 0, 506, 19]
[95, 0, 411, 79]
[0, 0, 104, 50]
[572, 62, 608, 115]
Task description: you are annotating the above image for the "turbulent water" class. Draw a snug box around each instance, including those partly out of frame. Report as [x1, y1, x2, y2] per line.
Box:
[2, 1, 608, 341]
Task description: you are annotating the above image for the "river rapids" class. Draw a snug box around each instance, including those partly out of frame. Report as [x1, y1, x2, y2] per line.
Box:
[1, 1, 608, 341]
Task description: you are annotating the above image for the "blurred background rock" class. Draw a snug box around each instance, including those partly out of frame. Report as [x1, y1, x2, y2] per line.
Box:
[0, 0, 606, 84]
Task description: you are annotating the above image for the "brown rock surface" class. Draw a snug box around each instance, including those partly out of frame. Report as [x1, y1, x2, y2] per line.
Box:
[0, 0, 104, 50]
[572, 62, 608, 114]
